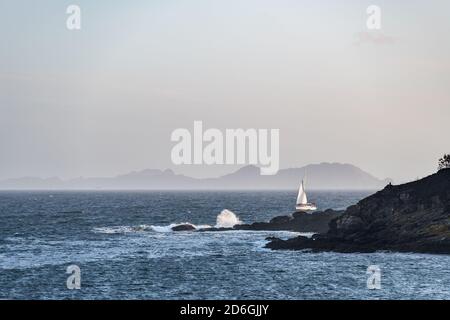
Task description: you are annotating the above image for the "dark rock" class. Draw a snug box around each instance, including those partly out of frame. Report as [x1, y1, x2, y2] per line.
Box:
[197, 227, 234, 232]
[195, 209, 343, 234]
[234, 222, 270, 231]
[292, 211, 306, 218]
[269, 215, 293, 224]
[267, 169, 450, 254]
[171, 224, 196, 232]
[233, 209, 343, 233]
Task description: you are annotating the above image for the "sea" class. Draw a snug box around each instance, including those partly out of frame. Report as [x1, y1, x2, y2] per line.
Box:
[1, 190, 450, 300]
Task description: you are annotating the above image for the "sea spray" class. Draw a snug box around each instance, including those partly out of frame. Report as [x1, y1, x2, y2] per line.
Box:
[93, 210, 242, 234]
[216, 209, 242, 228]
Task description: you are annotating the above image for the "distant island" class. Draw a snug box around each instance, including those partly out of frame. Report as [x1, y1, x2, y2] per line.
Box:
[0, 162, 391, 190]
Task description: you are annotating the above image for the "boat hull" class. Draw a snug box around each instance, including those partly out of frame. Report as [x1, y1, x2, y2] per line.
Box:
[295, 203, 318, 213]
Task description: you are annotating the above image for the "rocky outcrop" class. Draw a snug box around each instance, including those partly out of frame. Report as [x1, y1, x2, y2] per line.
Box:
[234, 209, 343, 233]
[266, 169, 450, 254]
[193, 209, 343, 233]
[172, 224, 196, 231]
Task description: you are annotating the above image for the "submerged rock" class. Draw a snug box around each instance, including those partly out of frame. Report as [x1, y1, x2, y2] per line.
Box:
[172, 224, 196, 232]
[267, 169, 450, 254]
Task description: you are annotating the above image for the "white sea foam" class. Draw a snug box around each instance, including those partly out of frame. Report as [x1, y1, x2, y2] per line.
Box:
[215, 209, 242, 228]
[93, 223, 213, 234]
[93, 226, 135, 234]
[93, 209, 241, 234]
[150, 224, 179, 232]
[299, 232, 315, 239]
[149, 223, 213, 232]
[195, 224, 212, 230]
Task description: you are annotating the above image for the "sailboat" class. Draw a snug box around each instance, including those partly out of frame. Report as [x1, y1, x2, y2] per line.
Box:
[295, 177, 317, 213]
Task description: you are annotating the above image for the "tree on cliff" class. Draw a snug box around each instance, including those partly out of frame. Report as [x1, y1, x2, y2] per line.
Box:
[438, 154, 450, 171]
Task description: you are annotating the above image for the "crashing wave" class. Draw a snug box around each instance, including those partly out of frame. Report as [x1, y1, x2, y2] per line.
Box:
[93, 209, 242, 234]
[215, 209, 242, 228]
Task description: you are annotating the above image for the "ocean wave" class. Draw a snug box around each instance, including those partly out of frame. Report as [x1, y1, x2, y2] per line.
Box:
[93, 209, 241, 234]
[149, 223, 211, 232]
[92, 226, 136, 234]
[215, 209, 242, 228]
[92, 223, 214, 234]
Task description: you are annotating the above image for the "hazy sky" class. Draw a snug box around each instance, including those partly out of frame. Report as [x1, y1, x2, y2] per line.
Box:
[1, 0, 449, 183]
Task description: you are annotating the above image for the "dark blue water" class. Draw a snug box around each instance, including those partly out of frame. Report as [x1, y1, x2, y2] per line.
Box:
[1, 191, 450, 300]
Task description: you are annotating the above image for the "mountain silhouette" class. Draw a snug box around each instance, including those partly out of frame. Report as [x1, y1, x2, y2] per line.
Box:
[0, 163, 391, 190]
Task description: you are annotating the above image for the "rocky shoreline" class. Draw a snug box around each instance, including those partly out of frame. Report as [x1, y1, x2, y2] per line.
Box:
[172, 169, 450, 255]
[173, 209, 343, 233]
[266, 169, 450, 254]
[235, 209, 343, 233]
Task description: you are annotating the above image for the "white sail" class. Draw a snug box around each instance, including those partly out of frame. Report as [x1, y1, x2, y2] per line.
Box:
[296, 180, 308, 205]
